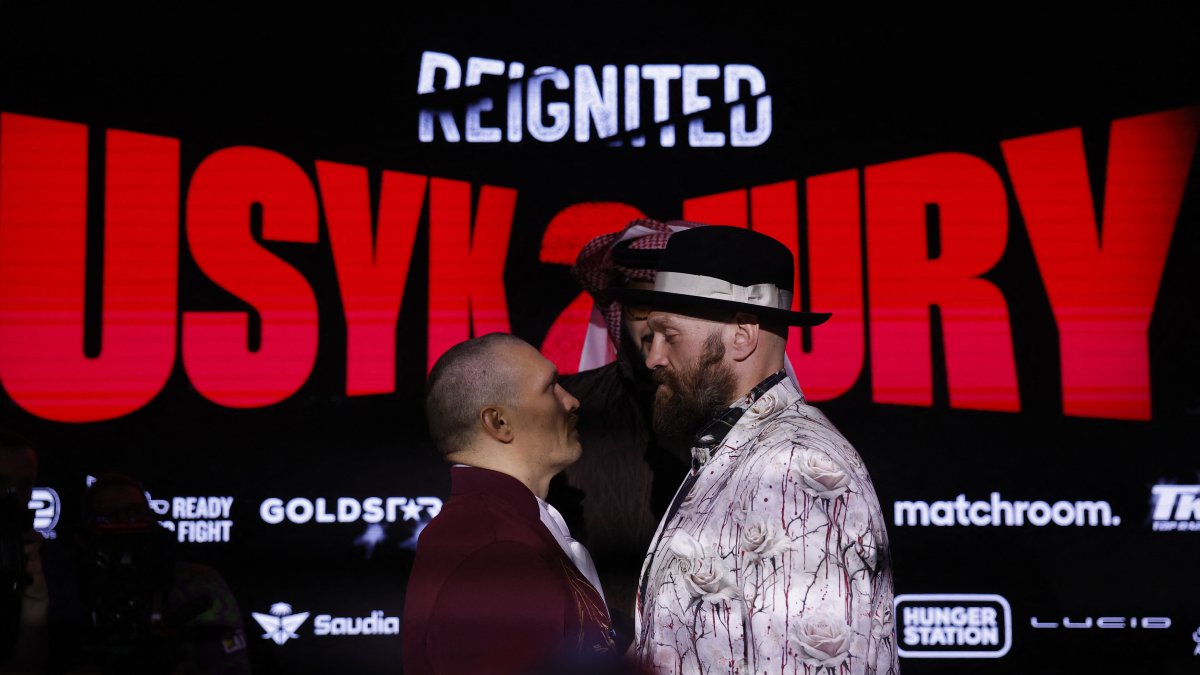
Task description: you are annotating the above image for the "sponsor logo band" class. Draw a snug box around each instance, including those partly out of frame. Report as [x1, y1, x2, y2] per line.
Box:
[894, 493, 1119, 527]
[895, 594, 1012, 659]
[1150, 484, 1200, 531]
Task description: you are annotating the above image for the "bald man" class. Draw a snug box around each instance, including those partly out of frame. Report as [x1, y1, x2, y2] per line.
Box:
[402, 334, 616, 675]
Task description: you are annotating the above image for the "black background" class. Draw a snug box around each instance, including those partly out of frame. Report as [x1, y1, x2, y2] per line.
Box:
[2, 6, 1198, 674]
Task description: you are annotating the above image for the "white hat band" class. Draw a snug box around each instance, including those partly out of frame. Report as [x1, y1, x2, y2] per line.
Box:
[652, 271, 793, 310]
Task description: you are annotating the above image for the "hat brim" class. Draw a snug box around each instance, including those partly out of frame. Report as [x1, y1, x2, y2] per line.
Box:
[619, 288, 832, 327]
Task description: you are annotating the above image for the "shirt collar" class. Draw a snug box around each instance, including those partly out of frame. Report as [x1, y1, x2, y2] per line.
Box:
[691, 369, 789, 461]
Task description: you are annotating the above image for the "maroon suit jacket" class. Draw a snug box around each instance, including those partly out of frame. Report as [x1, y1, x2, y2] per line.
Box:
[402, 466, 616, 675]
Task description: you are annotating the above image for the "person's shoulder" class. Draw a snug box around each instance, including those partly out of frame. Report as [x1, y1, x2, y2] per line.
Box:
[742, 402, 858, 471]
[764, 396, 854, 447]
[420, 491, 553, 556]
[419, 493, 501, 544]
[458, 539, 557, 567]
[781, 401, 868, 467]
[743, 401, 884, 508]
[437, 539, 567, 602]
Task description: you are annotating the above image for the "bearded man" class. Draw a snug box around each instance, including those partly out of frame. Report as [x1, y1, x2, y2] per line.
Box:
[547, 219, 701, 629]
[628, 226, 899, 675]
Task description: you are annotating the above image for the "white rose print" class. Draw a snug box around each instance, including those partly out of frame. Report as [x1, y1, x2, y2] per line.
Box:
[670, 531, 739, 605]
[791, 448, 854, 500]
[742, 392, 784, 427]
[740, 518, 790, 563]
[791, 612, 853, 670]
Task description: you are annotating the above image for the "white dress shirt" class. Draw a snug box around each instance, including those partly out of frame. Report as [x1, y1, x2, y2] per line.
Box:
[537, 496, 608, 609]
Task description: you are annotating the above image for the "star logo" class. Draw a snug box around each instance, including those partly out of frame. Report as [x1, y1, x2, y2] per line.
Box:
[401, 500, 425, 521]
[251, 602, 311, 645]
[354, 523, 388, 559]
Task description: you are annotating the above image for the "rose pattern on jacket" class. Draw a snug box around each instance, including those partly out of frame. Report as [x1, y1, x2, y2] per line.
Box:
[670, 532, 740, 605]
[635, 377, 898, 675]
[741, 391, 785, 427]
[734, 514, 792, 562]
[791, 612, 852, 670]
[792, 448, 855, 501]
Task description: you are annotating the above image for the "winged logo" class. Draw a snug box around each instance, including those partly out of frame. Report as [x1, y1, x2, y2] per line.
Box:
[252, 602, 310, 645]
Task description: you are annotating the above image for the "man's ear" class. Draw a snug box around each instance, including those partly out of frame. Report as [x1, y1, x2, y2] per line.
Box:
[729, 312, 760, 362]
[480, 405, 514, 443]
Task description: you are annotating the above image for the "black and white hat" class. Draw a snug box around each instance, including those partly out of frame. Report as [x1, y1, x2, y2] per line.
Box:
[619, 225, 831, 327]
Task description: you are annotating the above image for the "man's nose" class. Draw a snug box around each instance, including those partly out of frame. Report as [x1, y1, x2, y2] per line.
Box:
[556, 384, 580, 413]
[645, 335, 669, 370]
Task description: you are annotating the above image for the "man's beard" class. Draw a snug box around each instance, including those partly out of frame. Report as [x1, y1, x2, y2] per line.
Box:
[651, 330, 738, 452]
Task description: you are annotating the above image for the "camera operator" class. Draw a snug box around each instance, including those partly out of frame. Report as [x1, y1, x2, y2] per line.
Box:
[70, 472, 250, 674]
[1, 431, 49, 673]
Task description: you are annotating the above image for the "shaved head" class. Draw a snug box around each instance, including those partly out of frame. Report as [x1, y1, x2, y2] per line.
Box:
[424, 333, 527, 456]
